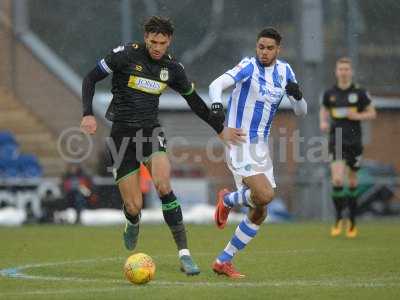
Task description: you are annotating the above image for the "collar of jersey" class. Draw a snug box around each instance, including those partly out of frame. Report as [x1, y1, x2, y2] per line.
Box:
[334, 83, 355, 92]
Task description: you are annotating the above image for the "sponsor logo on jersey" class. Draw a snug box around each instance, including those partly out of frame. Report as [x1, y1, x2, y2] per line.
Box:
[127, 76, 167, 95]
[135, 64, 143, 72]
[348, 93, 359, 103]
[260, 87, 284, 101]
[331, 107, 357, 119]
[160, 68, 169, 81]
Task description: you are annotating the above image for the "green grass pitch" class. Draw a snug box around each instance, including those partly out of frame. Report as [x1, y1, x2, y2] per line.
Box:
[0, 221, 399, 300]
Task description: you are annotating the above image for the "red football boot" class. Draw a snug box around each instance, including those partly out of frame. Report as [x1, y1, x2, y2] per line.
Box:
[212, 260, 245, 279]
[214, 189, 231, 229]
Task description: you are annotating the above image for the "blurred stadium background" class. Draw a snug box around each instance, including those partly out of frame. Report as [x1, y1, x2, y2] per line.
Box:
[0, 0, 400, 226]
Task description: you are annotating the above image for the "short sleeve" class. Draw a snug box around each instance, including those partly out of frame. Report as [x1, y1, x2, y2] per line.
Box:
[322, 91, 331, 108]
[359, 89, 372, 110]
[225, 58, 254, 83]
[169, 63, 194, 95]
[98, 45, 128, 74]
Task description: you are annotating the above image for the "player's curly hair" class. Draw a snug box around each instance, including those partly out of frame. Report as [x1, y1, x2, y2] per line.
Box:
[144, 16, 174, 36]
[257, 27, 282, 44]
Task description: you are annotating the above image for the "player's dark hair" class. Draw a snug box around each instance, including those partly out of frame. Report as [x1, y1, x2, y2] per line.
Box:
[144, 16, 174, 36]
[257, 27, 282, 44]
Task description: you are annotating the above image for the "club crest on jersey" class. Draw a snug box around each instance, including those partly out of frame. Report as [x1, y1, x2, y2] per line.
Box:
[329, 95, 336, 102]
[160, 68, 169, 81]
[135, 64, 143, 72]
[348, 93, 358, 103]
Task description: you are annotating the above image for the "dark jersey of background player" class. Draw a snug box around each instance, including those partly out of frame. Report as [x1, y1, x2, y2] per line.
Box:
[322, 83, 372, 147]
[82, 44, 223, 134]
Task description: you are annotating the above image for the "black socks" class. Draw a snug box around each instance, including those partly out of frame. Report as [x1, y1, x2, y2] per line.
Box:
[332, 186, 345, 223]
[160, 191, 188, 251]
[348, 187, 358, 229]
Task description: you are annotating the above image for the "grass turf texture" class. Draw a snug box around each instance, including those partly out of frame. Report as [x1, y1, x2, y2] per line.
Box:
[0, 221, 399, 300]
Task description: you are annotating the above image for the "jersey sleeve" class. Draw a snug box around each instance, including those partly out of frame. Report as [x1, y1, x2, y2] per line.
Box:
[285, 63, 297, 83]
[169, 63, 194, 96]
[97, 45, 129, 74]
[225, 57, 254, 83]
[358, 89, 372, 110]
[322, 91, 331, 108]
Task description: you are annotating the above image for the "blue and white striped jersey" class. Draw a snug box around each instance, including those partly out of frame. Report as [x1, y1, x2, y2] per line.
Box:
[225, 57, 297, 142]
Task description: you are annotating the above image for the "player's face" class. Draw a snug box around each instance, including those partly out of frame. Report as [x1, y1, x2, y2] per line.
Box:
[256, 37, 280, 66]
[335, 62, 353, 84]
[144, 33, 171, 60]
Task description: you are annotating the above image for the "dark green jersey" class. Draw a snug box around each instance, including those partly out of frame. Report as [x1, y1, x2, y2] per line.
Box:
[99, 42, 194, 127]
[322, 83, 372, 146]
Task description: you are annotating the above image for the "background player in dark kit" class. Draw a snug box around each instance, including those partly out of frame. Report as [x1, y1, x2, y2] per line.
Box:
[320, 57, 376, 238]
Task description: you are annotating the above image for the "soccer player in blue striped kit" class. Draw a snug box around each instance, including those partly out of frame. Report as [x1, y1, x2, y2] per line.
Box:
[208, 28, 308, 278]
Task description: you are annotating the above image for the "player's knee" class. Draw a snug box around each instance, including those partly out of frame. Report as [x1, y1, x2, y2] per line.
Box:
[252, 188, 274, 206]
[154, 179, 171, 196]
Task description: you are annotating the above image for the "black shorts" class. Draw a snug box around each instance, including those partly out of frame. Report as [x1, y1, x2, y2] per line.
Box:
[329, 143, 363, 171]
[108, 124, 167, 183]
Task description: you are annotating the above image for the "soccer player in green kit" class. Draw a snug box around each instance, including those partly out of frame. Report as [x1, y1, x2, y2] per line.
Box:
[80, 16, 244, 275]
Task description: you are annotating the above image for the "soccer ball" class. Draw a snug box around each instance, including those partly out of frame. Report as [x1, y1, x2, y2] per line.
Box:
[123, 253, 156, 284]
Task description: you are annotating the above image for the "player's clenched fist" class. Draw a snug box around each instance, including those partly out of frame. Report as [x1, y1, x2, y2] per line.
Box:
[210, 102, 225, 124]
[218, 127, 246, 146]
[80, 115, 97, 135]
[285, 80, 303, 100]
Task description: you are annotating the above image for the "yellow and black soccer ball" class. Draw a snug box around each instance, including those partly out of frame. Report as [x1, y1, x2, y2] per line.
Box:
[123, 253, 156, 285]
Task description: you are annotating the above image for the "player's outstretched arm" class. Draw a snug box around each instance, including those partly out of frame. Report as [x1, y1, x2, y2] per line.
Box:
[80, 66, 109, 134]
[182, 91, 245, 145]
[182, 90, 224, 133]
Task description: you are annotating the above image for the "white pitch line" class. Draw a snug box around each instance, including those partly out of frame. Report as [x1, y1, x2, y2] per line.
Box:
[0, 246, 389, 275]
[0, 247, 397, 297]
